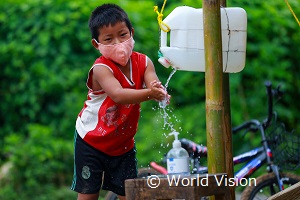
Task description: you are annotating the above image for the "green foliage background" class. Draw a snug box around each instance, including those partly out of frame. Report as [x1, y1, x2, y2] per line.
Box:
[0, 0, 299, 199]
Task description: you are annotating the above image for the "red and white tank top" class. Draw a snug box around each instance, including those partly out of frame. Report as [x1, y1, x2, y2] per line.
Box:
[76, 52, 147, 156]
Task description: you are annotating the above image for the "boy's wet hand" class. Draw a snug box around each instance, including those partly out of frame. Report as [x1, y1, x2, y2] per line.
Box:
[156, 89, 166, 101]
[150, 86, 169, 101]
[150, 80, 163, 88]
[149, 80, 171, 102]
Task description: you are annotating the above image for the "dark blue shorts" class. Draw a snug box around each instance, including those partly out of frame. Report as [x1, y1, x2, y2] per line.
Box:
[71, 131, 138, 196]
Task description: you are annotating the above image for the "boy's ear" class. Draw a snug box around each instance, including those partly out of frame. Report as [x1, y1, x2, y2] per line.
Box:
[131, 28, 134, 36]
[91, 39, 99, 49]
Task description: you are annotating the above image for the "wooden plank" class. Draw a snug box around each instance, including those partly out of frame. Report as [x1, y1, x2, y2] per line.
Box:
[268, 181, 300, 200]
[125, 173, 230, 200]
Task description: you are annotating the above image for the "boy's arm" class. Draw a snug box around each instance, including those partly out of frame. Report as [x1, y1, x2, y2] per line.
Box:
[93, 65, 166, 104]
[144, 57, 171, 103]
[144, 57, 162, 89]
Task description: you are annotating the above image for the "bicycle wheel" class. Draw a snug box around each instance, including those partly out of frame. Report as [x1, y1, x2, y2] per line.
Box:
[240, 172, 300, 200]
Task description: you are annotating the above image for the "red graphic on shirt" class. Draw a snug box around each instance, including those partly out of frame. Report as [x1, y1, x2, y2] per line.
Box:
[101, 105, 130, 137]
[101, 105, 120, 127]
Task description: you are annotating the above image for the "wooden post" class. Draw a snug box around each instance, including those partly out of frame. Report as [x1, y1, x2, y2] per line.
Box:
[203, 0, 226, 182]
[220, 0, 235, 199]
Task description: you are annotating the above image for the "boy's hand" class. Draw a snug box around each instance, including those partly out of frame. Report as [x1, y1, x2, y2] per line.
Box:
[149, 80, 171, 103]
[150, 80, 163, 88]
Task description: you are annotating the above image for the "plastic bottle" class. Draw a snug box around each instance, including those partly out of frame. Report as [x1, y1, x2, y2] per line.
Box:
[167, 131, 190, 175]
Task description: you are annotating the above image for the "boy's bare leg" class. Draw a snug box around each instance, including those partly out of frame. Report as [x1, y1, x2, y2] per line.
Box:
[77, 193, 99, 200]
[118, 196, 126, 200]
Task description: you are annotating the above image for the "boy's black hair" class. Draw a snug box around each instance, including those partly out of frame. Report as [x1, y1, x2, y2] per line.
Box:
[88, 3, 133, 41]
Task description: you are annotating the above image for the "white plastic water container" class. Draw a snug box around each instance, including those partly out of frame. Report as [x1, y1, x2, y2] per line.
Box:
[159, 6, 247, 73]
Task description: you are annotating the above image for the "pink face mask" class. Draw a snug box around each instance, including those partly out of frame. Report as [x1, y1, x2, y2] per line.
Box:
[94, 37, 135, 66]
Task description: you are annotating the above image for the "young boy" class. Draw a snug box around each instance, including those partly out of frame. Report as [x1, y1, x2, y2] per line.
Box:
[71, 3, 169, 200]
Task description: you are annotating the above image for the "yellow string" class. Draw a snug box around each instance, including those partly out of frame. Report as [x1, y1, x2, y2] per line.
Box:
[153, 0, 170, 32]
[284, 0, 300, 27]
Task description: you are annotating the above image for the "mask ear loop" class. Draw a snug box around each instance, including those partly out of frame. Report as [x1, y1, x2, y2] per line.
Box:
[93, 38, 100, 45]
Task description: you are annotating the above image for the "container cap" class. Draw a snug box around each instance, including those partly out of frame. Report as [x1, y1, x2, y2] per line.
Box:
[158, 57, 171, 68]
[169, 131, 181, 148]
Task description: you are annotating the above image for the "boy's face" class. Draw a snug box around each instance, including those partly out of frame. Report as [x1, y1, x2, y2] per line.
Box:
[96, 21, 132, 45]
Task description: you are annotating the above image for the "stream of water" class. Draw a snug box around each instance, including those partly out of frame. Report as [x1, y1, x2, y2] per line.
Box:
[158, 68, 178, 134]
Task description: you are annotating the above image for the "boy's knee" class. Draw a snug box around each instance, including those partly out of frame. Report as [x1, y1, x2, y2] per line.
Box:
[77, 192, 99, 200]
[117, 195, 126, 200]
